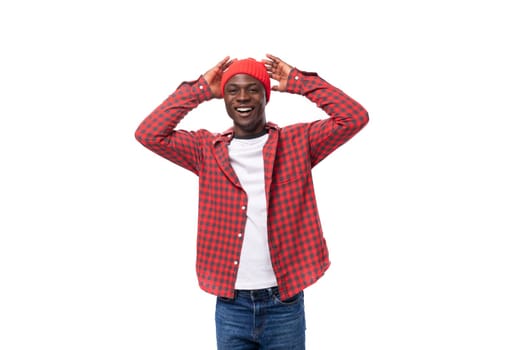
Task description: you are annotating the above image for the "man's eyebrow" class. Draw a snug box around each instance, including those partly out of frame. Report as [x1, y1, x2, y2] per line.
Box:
[227, 82, 259, 86]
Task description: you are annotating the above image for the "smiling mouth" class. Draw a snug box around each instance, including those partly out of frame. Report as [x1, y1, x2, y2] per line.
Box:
[235, 107, 254, 114]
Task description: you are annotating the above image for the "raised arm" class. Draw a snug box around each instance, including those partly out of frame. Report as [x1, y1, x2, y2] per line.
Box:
[264, 54, 369, 165]
[134, 57, 233, 174]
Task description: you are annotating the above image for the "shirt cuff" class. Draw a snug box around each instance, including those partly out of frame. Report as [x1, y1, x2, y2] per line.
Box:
[286, 68, 320, 95]
[177, 75, 215, 103]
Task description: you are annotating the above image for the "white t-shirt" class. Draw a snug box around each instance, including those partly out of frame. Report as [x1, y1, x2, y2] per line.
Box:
[228, 133, 277, 289]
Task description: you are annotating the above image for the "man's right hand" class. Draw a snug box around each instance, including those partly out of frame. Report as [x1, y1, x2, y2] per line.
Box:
[203, 56, 235, 98]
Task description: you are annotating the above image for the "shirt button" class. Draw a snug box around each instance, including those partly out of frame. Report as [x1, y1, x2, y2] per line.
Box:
[241, 205, 246, 210]
[199, 85, 204, 90]
[234, 260, 239, 265]
[294, 75, 299, 80]
[238, 233, 242, 238]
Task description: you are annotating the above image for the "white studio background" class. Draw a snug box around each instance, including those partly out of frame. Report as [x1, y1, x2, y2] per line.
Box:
[1, 0, 524, 349]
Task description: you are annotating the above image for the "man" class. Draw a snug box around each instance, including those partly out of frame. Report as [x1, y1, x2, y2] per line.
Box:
[135, 54, 369, 349]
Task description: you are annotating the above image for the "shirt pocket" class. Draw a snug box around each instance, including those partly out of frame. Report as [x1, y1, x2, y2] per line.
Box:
[272, 156, 310, 184]
[271, 131, 311, 184]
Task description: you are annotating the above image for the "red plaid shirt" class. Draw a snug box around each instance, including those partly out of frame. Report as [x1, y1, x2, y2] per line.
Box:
[135, 69, 368, 299]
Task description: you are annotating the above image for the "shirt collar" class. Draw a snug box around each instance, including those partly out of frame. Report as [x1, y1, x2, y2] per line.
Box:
[213, 122, 279, 144]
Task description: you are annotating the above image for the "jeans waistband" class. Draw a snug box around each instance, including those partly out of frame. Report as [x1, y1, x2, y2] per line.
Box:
[234, 286, 279, 301]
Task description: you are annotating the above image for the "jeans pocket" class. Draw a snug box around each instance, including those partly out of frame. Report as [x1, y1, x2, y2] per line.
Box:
[217, 296, 235, 304]
[274, 291, 303, 305]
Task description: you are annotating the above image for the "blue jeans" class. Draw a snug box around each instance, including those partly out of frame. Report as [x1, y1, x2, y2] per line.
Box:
[215, 287, 306, 350]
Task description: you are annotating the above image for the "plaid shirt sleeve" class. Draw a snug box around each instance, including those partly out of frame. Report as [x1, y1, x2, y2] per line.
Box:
[134, 76, 214, 175]
[285, 69, 369, 166]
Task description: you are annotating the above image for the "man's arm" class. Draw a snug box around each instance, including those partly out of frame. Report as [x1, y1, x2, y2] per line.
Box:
[134, 57, 233, 174]
[264, 54, 369, 166]
[134, 76, 212, 174]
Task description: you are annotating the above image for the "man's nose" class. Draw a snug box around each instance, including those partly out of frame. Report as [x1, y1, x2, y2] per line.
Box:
[237, 88, 249, 100]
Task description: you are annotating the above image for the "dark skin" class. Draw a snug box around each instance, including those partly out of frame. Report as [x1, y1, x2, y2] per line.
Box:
[203, 54, 293, 138]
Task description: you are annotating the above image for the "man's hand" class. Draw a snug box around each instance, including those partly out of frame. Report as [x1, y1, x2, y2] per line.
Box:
[264, 54, 293, 92]
[203, 56, 235, 98]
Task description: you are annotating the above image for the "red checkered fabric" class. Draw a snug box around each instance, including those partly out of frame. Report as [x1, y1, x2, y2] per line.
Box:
[135, 69, 369, 299]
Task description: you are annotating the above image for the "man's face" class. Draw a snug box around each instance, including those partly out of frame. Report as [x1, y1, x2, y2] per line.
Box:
[223, 74, 267, 138]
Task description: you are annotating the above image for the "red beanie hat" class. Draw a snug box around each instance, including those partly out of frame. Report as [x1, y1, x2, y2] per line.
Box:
[221, 58, 271, 103]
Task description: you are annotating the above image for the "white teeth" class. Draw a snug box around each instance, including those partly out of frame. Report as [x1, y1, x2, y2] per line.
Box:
[236, 107, 253, 112]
